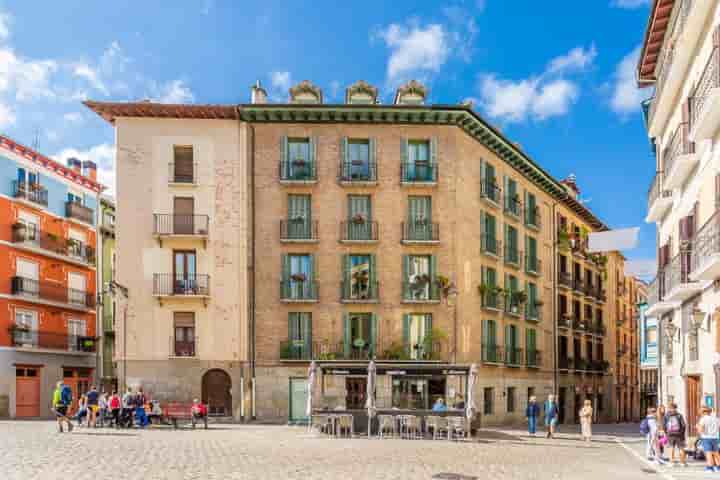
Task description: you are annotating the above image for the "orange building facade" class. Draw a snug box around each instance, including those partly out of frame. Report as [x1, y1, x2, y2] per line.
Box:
[0, 136, 103, 418]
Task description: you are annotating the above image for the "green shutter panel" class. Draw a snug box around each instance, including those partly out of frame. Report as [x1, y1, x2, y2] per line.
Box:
[503, 176, 509, 208]
[505, 325, 512, 363]
[482, 319, 488, 361]
[369, 254, 377, 299]
[309, 254, 316, 298]
[288, 313, 298, 340]
[281, 254, 290, 297]
[342, 254, 350, 298]
[370, 313, 378, 357]
[341, 137, 349, 178]
[343, 312, 351, 358]
[524, 191, 529, 224]
[479, 210, 485, 241]
[403, 314, 411, 355]
[400, 138, 408, 180]
[488, 215, 496, 248]
[309, 136, 317, 178]
[430, 137, 438, 181]
[402, 255, 410, 299]
[303, 314, 312, 357]
[369, 138, 377, 181]
[280, 136, 288, 179]
[504, 224, 509, 260]
[430, 255, 438, 299]
[480, 159, 486, 185]
[424, 314, 433, 337]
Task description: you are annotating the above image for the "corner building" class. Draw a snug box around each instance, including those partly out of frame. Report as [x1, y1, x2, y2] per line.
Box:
[86, 79, 625, 423]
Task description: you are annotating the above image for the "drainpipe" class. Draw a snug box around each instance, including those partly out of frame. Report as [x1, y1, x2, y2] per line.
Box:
[249, 122, 257, 420]
[551, 201, 558, 399]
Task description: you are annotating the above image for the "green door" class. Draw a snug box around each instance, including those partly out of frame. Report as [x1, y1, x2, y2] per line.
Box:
[408, 196, 432, 240]
[289, 377, 309, 424]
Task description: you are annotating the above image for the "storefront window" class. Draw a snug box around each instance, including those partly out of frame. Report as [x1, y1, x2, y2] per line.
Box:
[391, 377, 446, 409]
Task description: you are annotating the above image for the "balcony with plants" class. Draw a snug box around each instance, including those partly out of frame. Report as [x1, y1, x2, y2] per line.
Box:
[9, 326, 97, 354]
[340, 260, 379, 303]
[525, 297, 542, 322]
[525, 253, 541, 276]
[481, 233, 501, 258]
[478, 283, 503, 311]
[402, 218, 439, 244]
[557, 313, 572, 330]
[11, 223, 95, 265]
[503, 193, 522, 219]
[504, 290, 527, 318]
[525, 205, 541, 231]
[11, 276, 95, 310]
[340, 215, 378, 243]
[12, 181, 48, 207]
[280, 272, 318, 303]
[280, 217, 319, 243]
[480, 176, 501, 206]
[504, 347, 523, 367]
[153, 273, 211, 299]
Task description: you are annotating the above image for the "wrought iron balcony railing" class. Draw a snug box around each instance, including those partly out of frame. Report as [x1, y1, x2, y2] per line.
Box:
[402, 221, 439, 242]
[11, 276, 95, 308]
[480, 177, 501, 205]
[12, 181, 48, 207]
[11, 223, 95, 263]
[526, 349, 541, 368]
[402, 280, 440, 302]
[154, 214, 210, 236]
[338, 160, 377, 183]
[340, 220, 378, 242]
[481, 344, 503, 364]
[340, 280, 379, 302]
[153, 273, 210, 296]
[10, 327, 97, 353]
[280, 159, 317, 182]
[280, 279, 318, 301]
[280, 219, 318, 241]
[481, 234, 501, 257]
[66, 201, 94, 225]
[400, 162, 437, 183]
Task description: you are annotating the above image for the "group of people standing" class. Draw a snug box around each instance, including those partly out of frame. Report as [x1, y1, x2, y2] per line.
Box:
[525, 395, 593, 442]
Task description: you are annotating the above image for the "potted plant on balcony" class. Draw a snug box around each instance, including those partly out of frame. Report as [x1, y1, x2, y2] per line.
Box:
[351, 213, 367, 225]
[421, 328, 448, 360]
[290, 272, 307, 282]
[292, 157, 307, 167]
[382, 341, 408, 360]
[511, 291, 528, 312]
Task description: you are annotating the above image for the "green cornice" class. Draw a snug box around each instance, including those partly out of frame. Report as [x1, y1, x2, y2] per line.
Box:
[238, 103, 607, 230]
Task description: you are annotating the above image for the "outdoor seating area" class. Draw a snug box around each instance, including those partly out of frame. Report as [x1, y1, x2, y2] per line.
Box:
[308, 361, 478, 441]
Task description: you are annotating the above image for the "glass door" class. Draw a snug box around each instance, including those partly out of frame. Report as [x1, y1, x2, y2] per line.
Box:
[174, 251, 197, 294]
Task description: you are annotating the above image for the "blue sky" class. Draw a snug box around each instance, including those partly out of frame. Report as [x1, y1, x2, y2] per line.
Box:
[0, 0, 656, 275]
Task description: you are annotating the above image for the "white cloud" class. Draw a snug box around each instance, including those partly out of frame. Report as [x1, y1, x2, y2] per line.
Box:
[624, 258, 657, 278]
[73, 63, 107, 95]
[149, 79, 194, 104]
[0, 48, 58, 101]
[610, 46, 651, 115]
[0, 12, 11, 41]
[53, 143, 116, 195]
[478, 45, 593, 123]
[547, 45, 597, 74]
[63, 112, 83, 123]
[0, 102, 16, 129]
[611, 0, 650, 8]
[270, 71, 291, 92]
[376, 23, 449, 85]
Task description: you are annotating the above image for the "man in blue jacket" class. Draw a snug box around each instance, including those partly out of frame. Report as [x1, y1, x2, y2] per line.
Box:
[526, 396, 540, 436]
[544, 394, 559, 439]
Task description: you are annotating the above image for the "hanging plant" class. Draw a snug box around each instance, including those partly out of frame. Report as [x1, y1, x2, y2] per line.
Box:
[290, 272, 307, 282]
[478, 283, 489, 296]
[292, 158, 307, 167]
[351, 213, 367, 225]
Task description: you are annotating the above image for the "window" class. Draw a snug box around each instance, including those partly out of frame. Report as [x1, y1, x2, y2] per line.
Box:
[504, 274, 520, 314]
[346, 195, 374, 241]
[483, 387, 494, 415]
[281, 137, 315, 181]
[403, 255, 437, 301]
[482, 319, 499, 362]
[404, 313, 432, 359]
[342, 139, 373, 181]
[344, 313, 376, 359]
[481, 162, 499, 203]
[402, 139, 436, 182]
[480, 266, 499, 310]
[67, 190, 83, 205]
[526, 236, 539, 274]
[342, 254, 376, 300]
[286, 312, 312, 359]
[14, 309, 38, 346]
[68, 228, 86, 258]
[173, 250, 197, 294]
[281, 254, 316, 300]
[526, 328, 538, 366]
[505, 324, 520, 365]
[507, 387, 516, 412]
[504, 178, 520, 216]
[172, 146, 194, 183]
[392, 377, 445, 409]
[406, 196, 434, 241]
[173, 312, 195, 357]
[525, 192, 539, 227]
[526, 282, 539, 320]
[16, 210, 39, 244]
[285, 194, 313, 239]
[68, 272, 87, 305]
[67, 319, 86, 352]
[504, 225, 519, 265]
[481, 212, 498, 255]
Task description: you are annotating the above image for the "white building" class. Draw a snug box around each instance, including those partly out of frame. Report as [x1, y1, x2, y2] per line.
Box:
[640, 0, 720, 428]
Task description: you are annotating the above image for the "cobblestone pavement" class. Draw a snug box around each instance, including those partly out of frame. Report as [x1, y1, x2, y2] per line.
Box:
[2, 421, 657, 480]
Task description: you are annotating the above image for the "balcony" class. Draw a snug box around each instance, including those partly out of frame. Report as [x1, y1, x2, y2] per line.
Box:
[10, 327, 97, 354]
[583, 283, 596, 300]
[154, 214, 210, 247]
[574, 358, 589, 372]
[525, 206, 541, 230]
[338, 160, 377, 185]
[690, 44, 720, 141]
[480, 177, 501, 207]
[557, 315, 572, 330]
[647, 0, 694, 136]
[573, 318, 588, 332]
[526, 350, 541, 368]
[280, 279, 318, 303]
[402, 280, 440, 303]
[572, 277, 584, 294]
[11, 276, 95, 310]
[691, 210, 720, 282]
[525, 303, 542, 322]
[504, 248, 522, 269]
[558, 271, 573, 290]
[503, 195, 522, 219]
[592, 323, 606, 336]
[280, 219, 319, 243]
[12, 181, 48, 207]
[11, 223, 95, 265]
[339, 220, 378, 243]
[664, 251, 702, 302]
[168, 162, 198, 185]
[153, 274, 210, 301]
[525, 255, 541, 276]
[100, 211, 115, 235]
[595, 288, 607, 304]
[401, 221, 439, 245]
[340, 280, 379, 303]
[481, 344, 503, 364]
[558, 357, 572, 371]
[646, 173, 674, 223]
[481, 234, 501, 258]
[170, 335, 197, 358]
[66, 201, 94, 225]
[278, 339, 445, 361]
[504, 295, 524, 317]
[400, 162, 437, 185]
[280, 159, 317, 184]
[479, 286, 502, 311]
[663, 122, 696, 189]
[505, 347, 523, 367]
[645, 274, 675, 317]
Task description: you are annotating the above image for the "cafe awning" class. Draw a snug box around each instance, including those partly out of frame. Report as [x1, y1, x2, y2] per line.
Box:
[317, 361, 471, 376]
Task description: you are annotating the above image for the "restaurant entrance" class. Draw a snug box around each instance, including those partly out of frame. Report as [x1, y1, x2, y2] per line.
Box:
[346, 378, 366, 409]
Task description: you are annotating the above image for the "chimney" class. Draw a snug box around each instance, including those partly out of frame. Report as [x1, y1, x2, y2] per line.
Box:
[67, 157, 82, 175]
[82, 160, 97, 181]
[560, 173, 580, 199]
[251, 80, 267, 104]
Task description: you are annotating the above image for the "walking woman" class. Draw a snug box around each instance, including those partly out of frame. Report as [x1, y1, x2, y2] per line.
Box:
[579, 399, 593, 443]
[526, 396, 540, 436]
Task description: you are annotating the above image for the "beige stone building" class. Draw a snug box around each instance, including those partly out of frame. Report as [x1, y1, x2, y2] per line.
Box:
[86, 79, 626, 423]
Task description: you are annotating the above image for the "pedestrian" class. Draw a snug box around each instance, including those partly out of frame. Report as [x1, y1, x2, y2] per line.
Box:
[121, 387, 134, 428]
[656, 404, 668, 461]
[544, 394, 559, 439]
[526, 396, 540, 436]
[52, 381, 74, 433]
[135, 388, 148, 428]
[664, 403, 688, 467]
[86, 385, 99, 427]
[641, 407, 662, 463]
[579, 399, 593, 443]
[432, 397, 448, 412]
[98, 390, 109, 427]
[109, 391, 121, 428]
[76, 394, 88, 427]
[697, 406, 720, 473]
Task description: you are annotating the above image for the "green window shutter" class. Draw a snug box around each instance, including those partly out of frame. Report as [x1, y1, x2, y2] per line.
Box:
[401, 138, 408, 165]
[488, 215, 496, 245]
[430, 255, 438, 298]
[342, 254, 350, 297]
[370, 313, 378, 357]
[488, 267, 496, 286]
[369, 254, 377, 298]
[402, 255, 410, 298]
[482, 319, 489, 360]
[524, 191, 529, 224]
[424, 313, 433, 336]
[281, 254, 290, 297]
[288, 312, 298, 340]
[369, 138, 376, 180]
[342, 136, 349, 164]
[309, 254, 316, 298]
[504, 224, 509, 259]
[309, 136, 317, 169]
[480, 159, 486, 186]
[430, 137, 438, 164]
[503, 176, 509, 205]
[280, 136, 288, 178]
[343, 312, 351, 357]
[403, 314, 411, 354]
[489, 320, 496, 345]
[479, 210, 485, 238]
[303, 313, 312, 356]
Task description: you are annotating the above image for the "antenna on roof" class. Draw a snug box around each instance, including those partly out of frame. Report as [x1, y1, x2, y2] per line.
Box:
[32, 127, 40, 151]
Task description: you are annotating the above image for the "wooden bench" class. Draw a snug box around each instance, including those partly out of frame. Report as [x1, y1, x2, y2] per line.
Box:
[162, 402, 208, 429]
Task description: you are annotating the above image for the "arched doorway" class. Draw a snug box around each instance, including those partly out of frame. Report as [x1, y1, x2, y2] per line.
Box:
[202, 369, 232, 416]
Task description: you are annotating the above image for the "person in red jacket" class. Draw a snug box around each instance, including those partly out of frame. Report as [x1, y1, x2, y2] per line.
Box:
[191, 398, 207, 418]
[109, 391, 121, 427]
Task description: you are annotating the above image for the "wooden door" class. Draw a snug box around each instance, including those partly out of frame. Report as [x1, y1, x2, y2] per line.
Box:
[687, 375, 702, 430]
[15, 367, 40, 417]
[202, 369, 231, 416]
[345, 377, 366, 409]
[173, 197, 194, 234]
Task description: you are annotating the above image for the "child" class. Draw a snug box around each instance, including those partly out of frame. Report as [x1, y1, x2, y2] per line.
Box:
[641, 407, 663, 463]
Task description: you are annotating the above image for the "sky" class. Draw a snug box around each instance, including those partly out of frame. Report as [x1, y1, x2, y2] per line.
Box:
[0, 0, 656, 276]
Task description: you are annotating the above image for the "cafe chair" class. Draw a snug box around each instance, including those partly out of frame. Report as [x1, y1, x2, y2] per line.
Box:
[448, 416, 468, 441]
[336, 414, 354, 438]
[378, 415, 396, 439]
[426, 416, 449, 440]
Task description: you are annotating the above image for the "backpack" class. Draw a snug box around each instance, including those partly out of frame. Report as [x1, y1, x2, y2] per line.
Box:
[667, 414, 684, 434]
[640, 418, 650, 435]
[60, 385, 72, 406]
